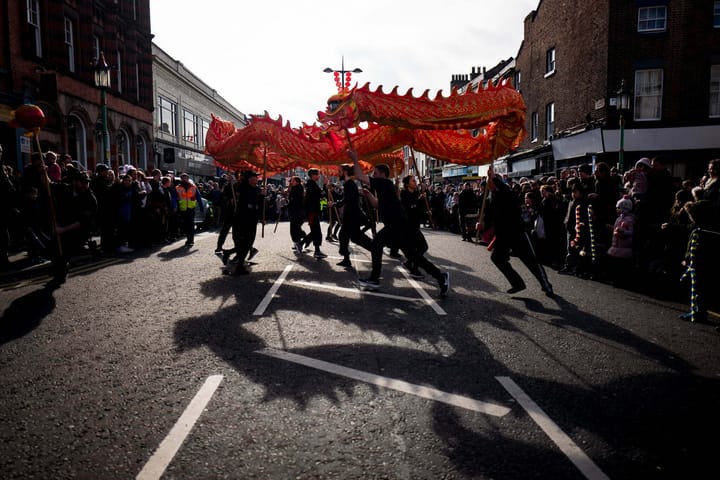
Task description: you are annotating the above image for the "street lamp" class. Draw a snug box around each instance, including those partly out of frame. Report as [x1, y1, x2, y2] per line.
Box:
[615, 79, 631, 173]
[94, 51, 111, 164]
[323, 56, 362, 93]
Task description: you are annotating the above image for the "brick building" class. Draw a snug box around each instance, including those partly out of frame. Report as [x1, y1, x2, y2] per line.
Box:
[0, 0, 153, 172]
[463, 0, 720, 180]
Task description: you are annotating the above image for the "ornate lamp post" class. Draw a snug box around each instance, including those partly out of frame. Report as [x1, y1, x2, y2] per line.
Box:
[94, 52, 111, 164]
[615, 79, 631, 173]
[323, 56, 362, 93]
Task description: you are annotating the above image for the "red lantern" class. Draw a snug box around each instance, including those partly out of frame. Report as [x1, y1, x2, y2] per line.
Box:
[8, 104, 46, 132]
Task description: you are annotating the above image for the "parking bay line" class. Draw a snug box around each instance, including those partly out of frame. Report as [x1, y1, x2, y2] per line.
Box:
[496, 376, 610, 480]
[253, 265, 293, 316]
[291, 279, 430, 303]
[136, 375, 224, 480]
[258, 348, 510, 417]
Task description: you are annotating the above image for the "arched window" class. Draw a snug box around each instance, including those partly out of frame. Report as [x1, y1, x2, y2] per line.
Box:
[66, 114, 87, 169]
[135, 135, 148, 170]
[117, 129, 131, 169]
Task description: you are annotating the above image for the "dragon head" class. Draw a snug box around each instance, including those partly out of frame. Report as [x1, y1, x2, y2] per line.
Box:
[317, 91, 359, 130]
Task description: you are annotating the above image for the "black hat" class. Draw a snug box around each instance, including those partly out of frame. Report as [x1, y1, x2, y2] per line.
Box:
[95, 163, 109, 173]
[242, 170, 259, 179]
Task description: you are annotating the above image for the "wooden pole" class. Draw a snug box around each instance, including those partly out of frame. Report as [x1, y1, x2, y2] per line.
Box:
[409, 146, 435, 230]
[261, 146, 267, 238]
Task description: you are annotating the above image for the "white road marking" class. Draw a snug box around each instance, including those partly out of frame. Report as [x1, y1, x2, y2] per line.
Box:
[496, 376, 610, 480]
[259, 348, 510, 417]
[291, 279, 428, 303]
[397, 266, 447, 315]
[136, 375, 224, 480]
[253, 265, 293, 315]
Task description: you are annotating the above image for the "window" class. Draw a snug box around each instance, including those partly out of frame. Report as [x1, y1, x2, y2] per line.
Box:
[514, 71, 521, 92]
[183, 110, 198, 145]
[26, 0, 42, 57]
[710, 65, 720, 118]
[545, 103, 555, 139]
[638, 6, 667, 32]
[715, 1, 720, 28]
[116, 51, 122, 93]
[545, 48, 556, 76]
[634, 69, 664, 121]
[92, 35, 100, 63]
[158, 96, 177, 135]
[531, 112, 538, 141]
[200, 118, 210, 148]
[64, 17, 75, 72]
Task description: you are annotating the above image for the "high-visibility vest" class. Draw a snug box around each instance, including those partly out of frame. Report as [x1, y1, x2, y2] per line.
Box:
[176, 184, 198, 211]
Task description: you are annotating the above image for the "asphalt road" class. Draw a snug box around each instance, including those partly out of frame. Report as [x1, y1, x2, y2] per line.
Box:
[1, 222, 719, 479]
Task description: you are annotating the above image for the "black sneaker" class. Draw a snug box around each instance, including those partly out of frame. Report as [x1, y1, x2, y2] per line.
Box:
[439, 272, 450, 297]
[337, 258, 352, 268]
[506, 284, 526, 294]
[313, 250, 328, 259]
[358, 278, 380, 290]
[248, 247, 259, 260]
[221, 250, 231, 265]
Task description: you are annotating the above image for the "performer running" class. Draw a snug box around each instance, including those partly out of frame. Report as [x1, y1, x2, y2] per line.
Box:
[349, 149, 450, 296]
[335, 164, 373, 267]
[487, 166, 554, 296]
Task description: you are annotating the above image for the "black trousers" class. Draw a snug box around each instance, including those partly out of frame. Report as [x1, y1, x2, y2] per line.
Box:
[491, 231, 552, 291]
[369, 225, 441, 281]
[290, 217, 306, 243]
[179, 209, 195, 244]
[307, 212, 322, 247]
[226, 221, 257, 268]
[338, 219, 373, 257]
[216, 205, 234, 250]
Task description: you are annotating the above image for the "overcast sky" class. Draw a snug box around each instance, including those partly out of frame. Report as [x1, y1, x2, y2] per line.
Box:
[150, 0, 538, 127]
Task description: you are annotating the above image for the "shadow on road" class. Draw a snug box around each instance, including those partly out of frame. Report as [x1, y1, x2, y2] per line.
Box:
[172, 258, 718, 478]
[0, 283, 58, 344]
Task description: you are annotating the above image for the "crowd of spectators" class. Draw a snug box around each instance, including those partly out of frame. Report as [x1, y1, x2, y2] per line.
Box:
[1, 147, 718, 318]
[425, 157, 719, 305]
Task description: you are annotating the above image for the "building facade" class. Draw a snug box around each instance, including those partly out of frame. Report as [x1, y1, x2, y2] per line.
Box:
[0, 0, 154, 172]
[152, 43, 247, 178]
[464, 0, 720, 180]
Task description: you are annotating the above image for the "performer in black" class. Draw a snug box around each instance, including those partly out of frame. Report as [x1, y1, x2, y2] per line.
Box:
[221, 170, 263, 275]
[334, 164, 373, 267]
[303, 168, 327, 258]
[400, 174, 429, 279]
[215, 171, 237, 255]
[487, 167, 554, 296]
[49, 170, 98, 285]
[349, 149, 449, 296]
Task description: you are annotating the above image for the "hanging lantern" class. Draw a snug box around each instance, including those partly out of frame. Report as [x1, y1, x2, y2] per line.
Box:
[8, 104, 47, 135]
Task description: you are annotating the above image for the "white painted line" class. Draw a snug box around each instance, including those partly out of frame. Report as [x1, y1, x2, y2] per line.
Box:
[496, 376, 610, 480]
[259, 348, 510, 417]
[398, 266, 447, 316]
[291, 279, 426, 303]
[136, 375, 224, 480]
[327, 255, 372, 263]
[253, 265, 293, 316]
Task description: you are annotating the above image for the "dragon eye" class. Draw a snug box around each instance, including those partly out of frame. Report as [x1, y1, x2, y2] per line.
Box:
[328, 100, 341, 112]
